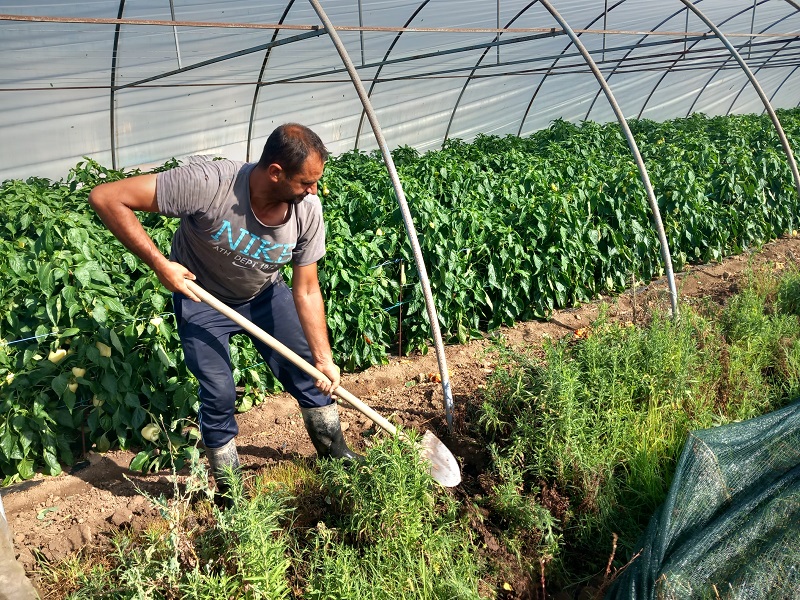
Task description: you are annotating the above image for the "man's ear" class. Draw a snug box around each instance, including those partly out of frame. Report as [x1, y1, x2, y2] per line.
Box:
[266, 163, 283, 182]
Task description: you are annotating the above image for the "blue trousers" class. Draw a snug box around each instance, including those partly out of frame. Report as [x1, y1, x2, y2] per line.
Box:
[174, 277, 331, 449]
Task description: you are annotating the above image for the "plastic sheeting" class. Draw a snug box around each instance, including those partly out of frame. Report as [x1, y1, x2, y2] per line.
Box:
[607, 399, 800, 599]
[1, 0, 799, 181]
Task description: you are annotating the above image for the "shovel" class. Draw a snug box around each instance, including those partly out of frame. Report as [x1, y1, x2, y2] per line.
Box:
[184, 280, 462, 487]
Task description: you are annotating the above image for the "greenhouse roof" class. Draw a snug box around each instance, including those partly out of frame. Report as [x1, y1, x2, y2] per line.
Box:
[1, 0, 800, 181]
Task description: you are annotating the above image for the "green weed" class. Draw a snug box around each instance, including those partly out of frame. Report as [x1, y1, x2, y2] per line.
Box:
[40, 436, 483, 599]
[301, 434, 483, 599]
[479, 266, 800, 586]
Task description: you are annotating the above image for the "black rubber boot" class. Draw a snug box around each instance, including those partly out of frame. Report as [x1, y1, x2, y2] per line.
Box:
[206, 438, 240, 508]
[301, 404, 363, 463]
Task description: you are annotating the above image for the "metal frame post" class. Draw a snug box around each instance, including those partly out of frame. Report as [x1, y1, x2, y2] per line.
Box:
[679, 0, 800, 201]
[538, 0, 680, 317]
[308, 0, 456, 430]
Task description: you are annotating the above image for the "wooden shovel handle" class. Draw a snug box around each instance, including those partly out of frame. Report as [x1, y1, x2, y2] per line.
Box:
[184, 280, 399, 436]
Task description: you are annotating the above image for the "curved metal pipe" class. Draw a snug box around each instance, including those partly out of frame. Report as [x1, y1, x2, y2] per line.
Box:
[728, 1, 800, 114]
[687, 1, 785, 117]
[769, 64, 800, 105]
[766, 0, 800, 105]
[109, 0, 126, 170]
[246, 1, 296, 161]
[679, 0, 800, 200]
[638, 2, 763, 119]
[443, 1, 539, 145]
[583, 6, 690, 121]
[308, 0, 456, 430]
[354, 0, 431, 150]
[726, 38, 796, 116]
[518, 0, 627, 136]
[538, 0, 679, 317]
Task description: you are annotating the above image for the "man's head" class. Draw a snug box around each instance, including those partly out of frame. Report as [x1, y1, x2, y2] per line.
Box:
[257, 123, 329, 176]
[257, 124, 328, 204]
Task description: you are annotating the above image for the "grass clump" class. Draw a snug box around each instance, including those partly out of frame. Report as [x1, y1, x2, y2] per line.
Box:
[301, 433, 483, 599]
[39, 435, 483, 599]
[478, 265, 800, 588]
[38, 460, 299, 599]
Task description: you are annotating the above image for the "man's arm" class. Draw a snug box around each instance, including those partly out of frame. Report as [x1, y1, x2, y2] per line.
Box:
[88, 174, 200, 301]
[292, 262, 340, 395]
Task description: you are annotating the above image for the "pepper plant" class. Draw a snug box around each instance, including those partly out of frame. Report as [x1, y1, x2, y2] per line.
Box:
[2, 109, 800, 482]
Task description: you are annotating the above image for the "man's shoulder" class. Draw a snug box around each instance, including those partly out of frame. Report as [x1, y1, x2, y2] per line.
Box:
[156, 159, 253, 214]
[296, 193, 323, 220]
[159, 155, 252, 179]
[175, 157, 249, 176]
[299, 193, 322, 209]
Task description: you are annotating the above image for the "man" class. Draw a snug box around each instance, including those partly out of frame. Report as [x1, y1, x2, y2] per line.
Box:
[89, 123, 360, 497]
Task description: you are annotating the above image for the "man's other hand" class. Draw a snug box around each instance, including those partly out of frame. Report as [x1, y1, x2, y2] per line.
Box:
[314, 360, 341, 396]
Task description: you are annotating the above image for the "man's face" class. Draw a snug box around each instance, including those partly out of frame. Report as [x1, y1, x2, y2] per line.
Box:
[278, 152, 325, 204]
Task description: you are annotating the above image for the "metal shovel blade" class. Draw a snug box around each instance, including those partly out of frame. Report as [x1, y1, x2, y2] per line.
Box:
[420, 430, 462, 487]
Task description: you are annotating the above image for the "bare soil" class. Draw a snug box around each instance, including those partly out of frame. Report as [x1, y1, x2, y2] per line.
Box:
[4, 236, 800, 598]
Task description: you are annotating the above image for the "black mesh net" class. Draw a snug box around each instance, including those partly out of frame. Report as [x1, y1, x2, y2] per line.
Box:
[607, 400, 800, 599]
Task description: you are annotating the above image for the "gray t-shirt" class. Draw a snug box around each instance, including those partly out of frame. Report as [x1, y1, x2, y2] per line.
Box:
[156, 159, 325, 303]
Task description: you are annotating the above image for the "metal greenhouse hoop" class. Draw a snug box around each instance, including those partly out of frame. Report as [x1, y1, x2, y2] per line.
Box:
[679, 0, 800, 200]
[309, 0, 456, 430]
[536, 0, 679, 317]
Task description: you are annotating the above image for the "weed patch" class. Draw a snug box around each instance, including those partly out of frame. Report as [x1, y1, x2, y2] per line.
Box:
[477, 267, 800, 589]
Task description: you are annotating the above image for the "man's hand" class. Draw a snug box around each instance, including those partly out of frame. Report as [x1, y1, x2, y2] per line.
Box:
[155, 262, 200, 301]
[314, 359, 341, 396]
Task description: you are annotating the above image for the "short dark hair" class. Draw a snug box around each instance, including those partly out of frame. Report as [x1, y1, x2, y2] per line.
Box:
[257, 123, 328, 174]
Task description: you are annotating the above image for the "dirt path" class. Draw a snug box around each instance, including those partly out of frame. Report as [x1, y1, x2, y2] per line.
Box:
[3, 236, 800, 586]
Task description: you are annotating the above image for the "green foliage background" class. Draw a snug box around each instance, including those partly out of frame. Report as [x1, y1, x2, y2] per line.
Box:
[2, 110, 800, 482]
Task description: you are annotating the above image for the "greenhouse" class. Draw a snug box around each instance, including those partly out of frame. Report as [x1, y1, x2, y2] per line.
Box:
[2, 1, 800, 181]
[2, 1, 800, 599]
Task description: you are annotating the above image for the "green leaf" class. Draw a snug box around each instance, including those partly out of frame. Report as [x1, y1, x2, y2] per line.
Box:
[122, 253, 138, 271]
[51, 373, 70, 396]
[92, 305, 107, 324]
[484, 290, 494, 312]
[73, 263, 92, 287]
[129, 451, 150, 472]
[238, 396, 253, 413]
[46, 296, 62, 326]
[90, 265, 112, 286]
[131, 407, 147, 429]
[95, 434, 111, 453]
[103, 297, 127, 316]
[0, 428, 15, 458]
[37, 506, 59, 520]
[101, 372, 118, 396]
[43, 449, 62, 476]
[151, 293, 166, 312]
[487, 263, 499, 288]
[37, 263, 56, 296]
[109, 329, 124, 354]
[9, 254, 25, 277]
[17, 457, 35, 480]
[156, 344, 174, 368]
